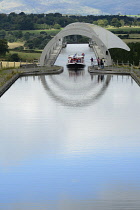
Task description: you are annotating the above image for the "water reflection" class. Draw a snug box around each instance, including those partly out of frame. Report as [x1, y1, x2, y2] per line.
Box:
[39, 45, 112, 107]
[40, 74, 111, 107]
[68, 68, 85, 78]
[0, 44, 140, 210]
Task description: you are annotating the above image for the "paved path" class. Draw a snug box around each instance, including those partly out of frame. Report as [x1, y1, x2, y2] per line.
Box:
[88, 65, 140, 86]
[46, 46, 62, 65]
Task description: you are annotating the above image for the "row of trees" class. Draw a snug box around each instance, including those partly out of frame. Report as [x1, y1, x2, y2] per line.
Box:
[0, 29, 90, 49]
[1, 28, 140, 46]
[0, 30, 53, 46]
[24, 32, 52, 49]
[109, 42, 140, 66]
[0, 12, 140, 30]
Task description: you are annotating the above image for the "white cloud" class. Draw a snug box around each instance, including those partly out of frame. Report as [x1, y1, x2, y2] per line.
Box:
[0, 0, 139, 14]
[0, 0, 24, 10]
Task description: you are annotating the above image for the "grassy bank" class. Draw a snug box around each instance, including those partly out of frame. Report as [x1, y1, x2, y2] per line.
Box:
[0, 65, 63, 89]
[9, 50, 41, 62]
[0, 69, 17, 88]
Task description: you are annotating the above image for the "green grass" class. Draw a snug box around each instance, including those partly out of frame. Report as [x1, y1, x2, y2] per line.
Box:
[8, 42, 25, 49]
[9, 26, 140, 35]
[16, 27, 140, 36]
[116, 34, 140, 38]
[20, 29, 61, 35]
[123, 39, 140, 43]
[108, 26, 140, 32]
[9, 50, 41, 62]
[125, 15, 140, 18]
[129, 34, 140, 38]
[0, 70, 17, 88]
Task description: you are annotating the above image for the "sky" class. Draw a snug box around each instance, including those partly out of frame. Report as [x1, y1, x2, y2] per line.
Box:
[0, 0, 139, 15]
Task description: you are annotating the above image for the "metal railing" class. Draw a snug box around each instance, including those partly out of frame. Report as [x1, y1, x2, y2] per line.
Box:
[110, 61, 135, 72]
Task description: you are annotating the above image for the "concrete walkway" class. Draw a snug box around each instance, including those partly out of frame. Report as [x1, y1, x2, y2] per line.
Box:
[46, 46, 62, 66]
[88, 65, 140, 86]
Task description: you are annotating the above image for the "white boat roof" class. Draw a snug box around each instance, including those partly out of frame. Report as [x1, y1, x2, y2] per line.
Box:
[68, 55, 84, 58]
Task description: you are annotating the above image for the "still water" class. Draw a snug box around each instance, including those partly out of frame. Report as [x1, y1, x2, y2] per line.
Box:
[0, 44, 140, 210]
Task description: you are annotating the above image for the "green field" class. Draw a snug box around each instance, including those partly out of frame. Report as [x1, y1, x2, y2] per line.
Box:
[9, 50, 41, 62]
[129, 34, 140, 38]
[123, 39, 140, 43]
[13, 27, 140, 34]
[108, 26, 140, 32]
[125, 15, 140, 18]
[8, 42, 24, 49]
[20, 29, 61, 35]
[5, 26, 140, 62]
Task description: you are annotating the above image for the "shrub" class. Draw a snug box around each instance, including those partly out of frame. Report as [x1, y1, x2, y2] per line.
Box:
[7, 53, 20, 62]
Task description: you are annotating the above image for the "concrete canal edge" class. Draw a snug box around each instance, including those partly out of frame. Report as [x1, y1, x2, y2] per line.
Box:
[0, 65, 139, 98]
[131, 72, 140, 87]
[0, 74, 20, 97]
[0, 66, 63, 97]
[88, 66, 140, 87]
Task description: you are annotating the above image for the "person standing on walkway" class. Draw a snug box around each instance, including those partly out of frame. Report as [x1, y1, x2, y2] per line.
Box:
[97, 57, 100, 69]
[90, 57, 93, 66]
[100, 59, 104, 69]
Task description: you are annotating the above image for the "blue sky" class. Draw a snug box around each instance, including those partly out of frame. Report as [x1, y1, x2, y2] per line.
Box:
[0, 0, 139, 15]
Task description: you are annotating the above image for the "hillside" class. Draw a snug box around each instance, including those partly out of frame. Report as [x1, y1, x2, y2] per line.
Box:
[0, 0, 139, 15]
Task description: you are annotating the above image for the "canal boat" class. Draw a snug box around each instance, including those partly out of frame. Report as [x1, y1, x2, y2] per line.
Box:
[67, 53, 85, 68]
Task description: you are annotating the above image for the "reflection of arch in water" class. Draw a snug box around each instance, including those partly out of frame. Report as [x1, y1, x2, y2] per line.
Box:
[40, 74, 111, 107]
[46, 71, 100, 94]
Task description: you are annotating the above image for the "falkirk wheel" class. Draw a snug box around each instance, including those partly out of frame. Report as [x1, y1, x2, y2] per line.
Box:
[40, 22, 130, 66]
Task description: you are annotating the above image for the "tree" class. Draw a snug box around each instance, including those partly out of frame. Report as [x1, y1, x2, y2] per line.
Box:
[8, 53, 20, 61]
[0, 30, 6, 39]
[103, 19, 109, 27]
[53, 23, 61, 29]
[13, 31, 23, 39]
[120, 19, 125, 27]
[0, 39, 9, 56]
[97, 19, 108, 27]
[23, 32, 31, 41]
[17, 17, 34, 30]
[97, 19, 105, 27]
[111, 18, 121, 27]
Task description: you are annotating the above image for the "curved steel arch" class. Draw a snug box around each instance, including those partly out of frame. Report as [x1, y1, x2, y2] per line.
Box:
[40, 22, 130, 66]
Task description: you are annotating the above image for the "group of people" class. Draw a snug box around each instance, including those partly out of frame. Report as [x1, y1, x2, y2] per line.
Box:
[90, 57, 105, 69]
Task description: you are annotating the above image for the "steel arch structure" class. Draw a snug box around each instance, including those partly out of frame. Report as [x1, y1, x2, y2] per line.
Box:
[40, 22, 130, 66]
